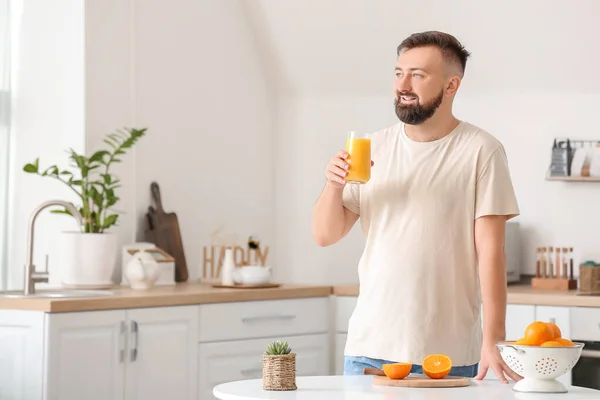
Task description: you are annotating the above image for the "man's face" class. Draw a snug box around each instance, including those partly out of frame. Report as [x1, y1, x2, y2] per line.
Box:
[394, 46, 448, 125]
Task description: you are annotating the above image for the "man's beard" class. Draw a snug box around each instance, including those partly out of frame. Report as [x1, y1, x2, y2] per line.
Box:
[394, 89, 444, 125]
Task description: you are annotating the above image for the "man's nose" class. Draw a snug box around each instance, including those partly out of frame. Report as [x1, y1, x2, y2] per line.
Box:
[398, 76, 412, 92]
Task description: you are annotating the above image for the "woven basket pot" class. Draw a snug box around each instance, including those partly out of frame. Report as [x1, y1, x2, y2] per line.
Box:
[262, 353, 297, 391]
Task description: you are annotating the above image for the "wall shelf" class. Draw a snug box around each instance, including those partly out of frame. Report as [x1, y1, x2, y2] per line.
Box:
[546, 175, 600, 182]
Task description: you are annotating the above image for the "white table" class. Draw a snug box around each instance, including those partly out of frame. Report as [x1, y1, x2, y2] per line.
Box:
[213, 375, 600, 400]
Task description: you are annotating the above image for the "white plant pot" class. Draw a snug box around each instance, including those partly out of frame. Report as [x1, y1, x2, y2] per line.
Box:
[60, 231, 117, 289]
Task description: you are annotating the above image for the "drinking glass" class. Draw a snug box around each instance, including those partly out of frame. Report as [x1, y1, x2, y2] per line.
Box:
[345, 131, 371, 184]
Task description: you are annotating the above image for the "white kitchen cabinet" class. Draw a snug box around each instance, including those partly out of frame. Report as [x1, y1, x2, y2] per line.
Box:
[334, 333, 347, 375]
[0, 305, 198, 400]
[0, 310, 45, 400]
[46, 305, 198, 400]
[45, 310, 126, 400]
[198, 297, 328, 343]
[124, 306, 198, 400]
[571, 307, 600, 341]
[198, 334, 329, 399]
[505, 304, 536, 341]
[333, 296, 356, 375]
[197, 298, 330, 398]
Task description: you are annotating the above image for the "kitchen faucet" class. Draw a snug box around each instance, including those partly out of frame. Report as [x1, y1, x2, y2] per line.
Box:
[24, 200, 83, 295]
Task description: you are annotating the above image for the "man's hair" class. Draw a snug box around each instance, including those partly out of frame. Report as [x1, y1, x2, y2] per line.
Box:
[397, 31, 471, 76]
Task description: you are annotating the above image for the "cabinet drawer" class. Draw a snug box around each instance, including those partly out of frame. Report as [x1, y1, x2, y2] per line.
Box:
[335, 296, 357, 333]
[198, 334, 329, 399]
[571, 307, 600, 341]
[198, 298, 328, 342]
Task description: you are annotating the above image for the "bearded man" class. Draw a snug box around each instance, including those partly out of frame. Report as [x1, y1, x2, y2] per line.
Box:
[312, 31, 522, 383]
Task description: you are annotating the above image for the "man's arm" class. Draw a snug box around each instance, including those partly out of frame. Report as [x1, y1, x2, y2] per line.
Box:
[475, 214, 507, 345]
[474, 214, 521, 383]
[312, 184, 359, 247]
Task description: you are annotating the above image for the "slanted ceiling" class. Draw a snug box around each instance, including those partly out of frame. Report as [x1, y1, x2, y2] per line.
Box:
[241, 0, 600, 95]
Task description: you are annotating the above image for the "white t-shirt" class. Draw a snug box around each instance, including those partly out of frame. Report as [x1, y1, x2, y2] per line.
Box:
[342, 120, 520, 366]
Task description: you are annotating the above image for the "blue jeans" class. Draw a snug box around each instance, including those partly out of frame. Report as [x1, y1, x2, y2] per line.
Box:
[344, 356, 478, 378]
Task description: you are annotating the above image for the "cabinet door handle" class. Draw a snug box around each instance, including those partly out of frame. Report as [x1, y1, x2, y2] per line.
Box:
[549, 317, 556, 324]
[119, 321, 126, 363]
[130, 321, 139, 362]
[241, 314, 296, 323]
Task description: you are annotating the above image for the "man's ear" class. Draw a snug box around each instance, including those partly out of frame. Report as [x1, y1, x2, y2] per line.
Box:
[445, 76, 461, 97]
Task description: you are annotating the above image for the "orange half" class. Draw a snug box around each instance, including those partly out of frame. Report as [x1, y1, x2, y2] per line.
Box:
[382, 362, 412, 380]
[423, 354, 452, 379]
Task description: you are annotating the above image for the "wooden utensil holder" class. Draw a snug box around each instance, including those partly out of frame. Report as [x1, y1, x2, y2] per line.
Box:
[532, 246, 577, 291]
[531, 277, 578, 291]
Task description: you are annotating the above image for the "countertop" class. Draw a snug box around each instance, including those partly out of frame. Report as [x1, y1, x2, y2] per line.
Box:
[0, 282, 332, 313]
[212, 375, 600, 399]
[333, 284, 600, 307]
[2, 280, 600, 313]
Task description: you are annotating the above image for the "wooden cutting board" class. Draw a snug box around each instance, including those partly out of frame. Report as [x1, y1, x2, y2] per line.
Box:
[211, 283, 281, 289]
[372, 374, 470, 388]
[148, 182, 188, 282]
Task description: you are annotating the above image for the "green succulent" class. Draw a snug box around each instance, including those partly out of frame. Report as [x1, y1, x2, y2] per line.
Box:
[265, 340, 291, 355]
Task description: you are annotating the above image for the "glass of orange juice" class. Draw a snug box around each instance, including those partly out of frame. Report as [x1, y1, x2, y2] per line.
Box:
[345, 131, 371, 184]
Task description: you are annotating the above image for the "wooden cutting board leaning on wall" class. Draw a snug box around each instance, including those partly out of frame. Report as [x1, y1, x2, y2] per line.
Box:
[144, 181, 189, 282]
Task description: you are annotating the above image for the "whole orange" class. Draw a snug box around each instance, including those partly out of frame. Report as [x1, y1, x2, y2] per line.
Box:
[541, 341, 563, 347]
[546, 322, 562, 339]
[515, 336, 537, 346]
[524, 321, 554, 346]
[554, 338, 575, 347]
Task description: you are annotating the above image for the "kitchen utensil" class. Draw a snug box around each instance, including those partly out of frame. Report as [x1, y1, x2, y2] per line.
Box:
[531, 245, 578, 291]
[364, 367, 470, 388]
[497, 341, 584, 393]
[146, 182, 188, 282]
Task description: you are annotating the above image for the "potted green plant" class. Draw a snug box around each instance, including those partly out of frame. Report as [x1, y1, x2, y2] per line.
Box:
[262, 340, 297, 391]
[23, 127, 146, 288]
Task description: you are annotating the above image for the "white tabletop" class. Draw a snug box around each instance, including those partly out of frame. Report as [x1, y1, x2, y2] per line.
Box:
[213, 375, 600, 400]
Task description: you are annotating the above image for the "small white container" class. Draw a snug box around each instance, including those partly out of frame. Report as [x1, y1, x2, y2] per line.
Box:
[221, 248, 235, 285]
[236, 266, 271, 285]
[124, 250, 160, 290]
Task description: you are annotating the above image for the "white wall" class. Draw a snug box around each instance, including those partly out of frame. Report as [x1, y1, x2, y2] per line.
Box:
[6, 0, 600, 288]
[83, 0, 276, 283]
[131, 0, 275, 282]
[276, 92, 600, 285]
[6, 0, 275, 288]
[267, 0, 600, 284]
[6, 0, 85, 289]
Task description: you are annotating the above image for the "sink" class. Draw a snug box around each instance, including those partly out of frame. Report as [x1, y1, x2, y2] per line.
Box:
[0, 290, 117, 299]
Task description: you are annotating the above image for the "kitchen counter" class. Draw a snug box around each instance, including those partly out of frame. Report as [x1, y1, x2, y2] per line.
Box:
[212, 375, 600, 399]
[3, 280, 600, 313]
[333, 284, 600, 307]
[0, 282, 332, 312]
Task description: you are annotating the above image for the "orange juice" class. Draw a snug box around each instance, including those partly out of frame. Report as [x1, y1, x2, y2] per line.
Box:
[345, 132, 371, 184]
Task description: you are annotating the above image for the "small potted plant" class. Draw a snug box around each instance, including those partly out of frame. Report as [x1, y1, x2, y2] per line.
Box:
[262, 340, 297, 391]
[22, 127, 146, 288]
